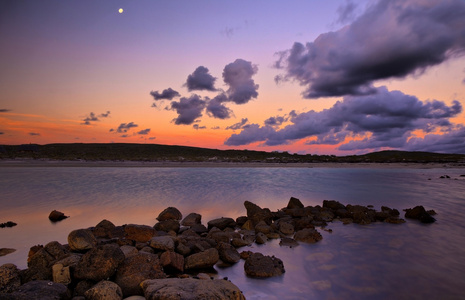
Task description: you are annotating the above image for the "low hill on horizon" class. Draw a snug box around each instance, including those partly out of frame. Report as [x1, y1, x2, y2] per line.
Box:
[1, 143, 464, 164]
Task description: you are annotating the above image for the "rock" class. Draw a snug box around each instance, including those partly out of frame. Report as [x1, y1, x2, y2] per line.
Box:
[73, 280, 94, 297]
[3, 280, 71, 300]
[44, 241, 69, 261]
[294, 228, 323, 243]
[52, 263, 71, 284]
[48, 210, 68, 222]
[54, 253, 82, 269]
[160, 251, 184, 274]
[114, 252, 165, 297]
[323, 200, 346, 211]
[207, 217, 236, 230]
[279, 221, 295, 235]
[235, 216, 248, 227]
[124, 224, 156, 242]
[287, 197, 304, 209]
[23, 247, 54, 282]
[231, 237, 251, 248]
[255, 232, 268, 244]
[149, 236, 175, 252]
[254, 220, 273, 234]
[218, 242, 240, 264]
[244, 252, 285, 278]
[190, 223, 208, 234]
[68, 229, 97, 252]
[141, 278, 245, 300]
[154, 220, 180, 233]
[181, 212, 202, 226]
[74, 243, 125, 281]
[0, 248, 16, 257]
[0, 263, 21, 294]
[185, 248, 219, 270]
[404, 205, 436, 223]
[279, 237, 299, 247]
[93, 219, 116, 238]
[157, 207, 182, 221]
[84, 280, 123, 300]
[244, 201, 273, 226]
[0, 221, 17, 228]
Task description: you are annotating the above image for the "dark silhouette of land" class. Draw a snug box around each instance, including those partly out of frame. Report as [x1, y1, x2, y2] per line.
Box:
[1, 143, 464, 164]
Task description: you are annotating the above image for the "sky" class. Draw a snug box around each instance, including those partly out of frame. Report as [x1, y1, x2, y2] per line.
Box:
[1, 0, 465, 155]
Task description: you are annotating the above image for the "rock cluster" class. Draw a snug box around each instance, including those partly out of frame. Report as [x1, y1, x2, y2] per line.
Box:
[0, 198, 435, 299]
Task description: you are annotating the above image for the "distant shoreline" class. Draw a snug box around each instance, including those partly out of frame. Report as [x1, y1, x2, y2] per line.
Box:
[1, 159, 464, 169]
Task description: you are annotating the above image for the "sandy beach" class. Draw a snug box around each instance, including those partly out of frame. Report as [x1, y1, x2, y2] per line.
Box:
[1, 159, 463, 169]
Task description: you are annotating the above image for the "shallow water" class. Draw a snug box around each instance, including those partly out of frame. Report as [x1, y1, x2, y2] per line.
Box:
[1, 166, 465, 299]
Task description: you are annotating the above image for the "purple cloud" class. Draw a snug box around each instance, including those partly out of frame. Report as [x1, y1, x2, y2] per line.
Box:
[275, 0, 465, 98]
[137, 128, 151, 135]
[169, 94, 207, 125]
[150, 88, 181, 102]
[226, 118, 249, 130]
[185, 66, 217, 92]
[223, 59, 259, 104]
[82, 111, 110, 125]
[206, 94, 233, 119]
[112, 122, 138, 133]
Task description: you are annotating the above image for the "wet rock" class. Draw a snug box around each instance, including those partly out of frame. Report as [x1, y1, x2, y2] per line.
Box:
[235, 216, 248, 227]
[52, 263, 71, 284]
[323, 200, 346, 211]
[92, 219, 116, 238]
[154, 219, 180, 233]
[279, 237, 299, 247]
[244, 252, 285, 278]
[3, 280, 71, 300]
[124, 224, 156, 243]
[160, 251, 184, 274]
[149, 236, 175, 252]
[287, 197, 304, 209]
[255, 232, 268, 244]
[278, 221, 295, 235]
[207, 217, 236, 230]
[74, 243, 125, 281]
[68, 229, 97, 252]
[218, 242, 240, 264]
[84, 280, 123, 300]
[181, 212, 202, 226]
[0, 263, 21, 294]
[404, 206, 436, 223]
[254, 220, 273, 234]
[48, 210, 68, 222]
[244, 201, 273, 226]
[157, 207, 182, 221]
[294, 228, 323, 243]
[231, 237, 251, 248]
[184, 248, 219, 270]
[0, 248, 16, 257]
[141, 278, 245, 300]
[23, 247, 54, 282]
[115, 252, 165, 297]
[0, 221, 17, 228]
[44, 241, 68, 261]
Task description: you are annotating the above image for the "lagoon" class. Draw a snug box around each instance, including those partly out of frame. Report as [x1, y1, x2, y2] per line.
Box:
[1, 164, 465, 299]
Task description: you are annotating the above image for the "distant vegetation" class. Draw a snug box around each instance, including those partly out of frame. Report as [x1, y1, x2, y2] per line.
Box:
[1, 143, 465, 164]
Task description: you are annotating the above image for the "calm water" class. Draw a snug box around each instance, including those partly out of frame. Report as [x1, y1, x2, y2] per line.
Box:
[1, 165, 465, 299]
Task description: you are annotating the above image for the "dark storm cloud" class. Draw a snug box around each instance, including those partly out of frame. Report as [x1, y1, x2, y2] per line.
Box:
[226, 118, 249, 130]
[185, 66, 217, 92]
[404, 125, 465, 154]
[169, 94, 207, 125]
[137, 128, 151, 135]
[223, 59, 259, 104]
[275, 0, 465, 98]
[224, 87, 462, 151]
[206, 94, 233, 119]
[112, 122, 138, 133]
[81, 111, 110, 125]
[150, 88, 181, 101]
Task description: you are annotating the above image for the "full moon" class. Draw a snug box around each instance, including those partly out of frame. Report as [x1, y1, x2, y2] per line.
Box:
[118, 8, 123, 13]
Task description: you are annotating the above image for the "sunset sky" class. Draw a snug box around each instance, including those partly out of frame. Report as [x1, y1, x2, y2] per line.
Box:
[1, 0, 465, 155]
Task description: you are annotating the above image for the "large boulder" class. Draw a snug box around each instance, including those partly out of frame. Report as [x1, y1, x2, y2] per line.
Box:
[287, 197, 304, 209]
[84, 280, 123, 300]
[0, 263, 21, 294]
[114, 252, 165, 297]
[160, 251, 184, 274]
[322, 200, 346, 211]
[244, 201, 273, 226]
[52, 263, 71, 284]
[23, 247, 54, 282]
[404, 206, 436, 223]
[218, 242, 240, 264]
[207, 217, 236, 230]
[244, 252, 285, 278]
[44, 241, 69, 261]
[1, 280, 71, 300]
[68, 229, 97, 252]
[181, 213, 202, 226]
[74, 244, 125, 281]
[157, 207, 182, 221]
[92, 219, 116, 238]
[125, 224, 156, 242]
[294, 228, 323, 243]
[154, 220, 180, 233]
[184, 248, 219, 270]
[141, 278, 245, 300]
[149, 236, 175, 252]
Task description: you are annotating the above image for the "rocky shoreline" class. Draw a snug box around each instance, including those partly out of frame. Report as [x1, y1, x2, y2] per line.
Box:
[0, 199, 435, 300]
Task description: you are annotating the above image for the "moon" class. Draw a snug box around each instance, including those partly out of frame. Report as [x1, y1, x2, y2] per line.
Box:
[118, 8, 123, 13]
